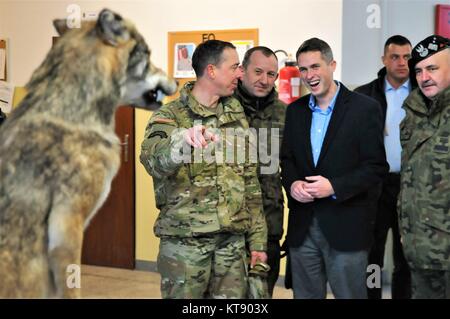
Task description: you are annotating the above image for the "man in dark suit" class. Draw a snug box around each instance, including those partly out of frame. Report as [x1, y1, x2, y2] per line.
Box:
[280, 38, 388, 299]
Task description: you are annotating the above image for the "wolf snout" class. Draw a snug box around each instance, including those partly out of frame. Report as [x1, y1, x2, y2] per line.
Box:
[156, 76, 178, 96]
[121, 73, 177, 110]
[143, 80, 178, 110]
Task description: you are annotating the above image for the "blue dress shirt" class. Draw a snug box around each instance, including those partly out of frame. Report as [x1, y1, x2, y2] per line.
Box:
[309, 81, 341, 167]
[384, 78, 410, 173]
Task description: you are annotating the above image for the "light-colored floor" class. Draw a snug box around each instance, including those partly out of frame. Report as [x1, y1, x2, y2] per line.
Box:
[81, 265, 391, 299]
[81, 264, 295, 299]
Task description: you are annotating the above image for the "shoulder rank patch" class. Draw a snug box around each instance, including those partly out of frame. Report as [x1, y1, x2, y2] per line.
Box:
[152, 118, 175, 124]
[149, 131, 168, 139]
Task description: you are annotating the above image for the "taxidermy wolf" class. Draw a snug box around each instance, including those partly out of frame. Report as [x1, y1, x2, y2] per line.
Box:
[0, 8, 177, 298]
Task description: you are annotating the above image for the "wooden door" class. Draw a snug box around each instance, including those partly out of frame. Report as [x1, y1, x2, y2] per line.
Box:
[82, 106, 135, 269]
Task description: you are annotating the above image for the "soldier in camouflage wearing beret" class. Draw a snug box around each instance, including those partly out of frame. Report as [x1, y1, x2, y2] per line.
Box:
[399, 35, 450, 299]
[140, 40, 268, 299]
[233, 46, 286, 297]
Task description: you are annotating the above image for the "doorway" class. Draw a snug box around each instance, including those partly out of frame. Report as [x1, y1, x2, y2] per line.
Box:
[82, 106, 135, 269]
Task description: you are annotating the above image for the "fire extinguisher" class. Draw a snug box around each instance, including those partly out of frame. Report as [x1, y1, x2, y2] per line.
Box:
[275, 51, 301, 104]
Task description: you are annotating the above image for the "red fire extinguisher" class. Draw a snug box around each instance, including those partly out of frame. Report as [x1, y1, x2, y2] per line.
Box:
[276, 52, 301, 104]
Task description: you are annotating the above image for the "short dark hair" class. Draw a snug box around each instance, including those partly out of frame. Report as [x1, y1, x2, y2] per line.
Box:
[191, 40, 236, 77]
[383, 35, 412, 54]
[242, 46, 278, 70]
[296, 38, 333, 63]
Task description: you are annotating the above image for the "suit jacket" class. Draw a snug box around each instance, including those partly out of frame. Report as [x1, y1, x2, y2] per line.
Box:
[280, 83, 388, 251]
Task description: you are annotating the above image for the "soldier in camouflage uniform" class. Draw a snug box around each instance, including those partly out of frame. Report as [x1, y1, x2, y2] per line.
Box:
[233, 46, 286, 297]
[140, 40, 267, 299]
[399, 35, 450, 299]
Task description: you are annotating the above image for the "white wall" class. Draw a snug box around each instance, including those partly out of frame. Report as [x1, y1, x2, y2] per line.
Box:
[383, 0, 444, 46]
[342, 0, 444, 87]
[0, 0, 343, 86]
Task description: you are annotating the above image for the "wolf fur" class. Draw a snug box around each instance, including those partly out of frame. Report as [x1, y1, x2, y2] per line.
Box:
[0, 9, 177, 298]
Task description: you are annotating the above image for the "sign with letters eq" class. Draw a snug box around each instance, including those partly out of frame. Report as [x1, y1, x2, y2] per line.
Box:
[435, 5, 450, 38]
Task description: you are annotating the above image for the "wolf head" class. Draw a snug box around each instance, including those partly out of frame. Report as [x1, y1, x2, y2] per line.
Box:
[48, 9, 177, 111]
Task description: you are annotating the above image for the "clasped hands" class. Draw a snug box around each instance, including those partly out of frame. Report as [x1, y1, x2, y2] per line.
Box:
[290, 176, 335, 203]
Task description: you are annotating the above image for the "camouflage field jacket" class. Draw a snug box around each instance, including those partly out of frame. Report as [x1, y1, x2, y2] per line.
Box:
[399, 86, 450, 270]
[233, 82, 286, 241]
[140, 82, 267, 251]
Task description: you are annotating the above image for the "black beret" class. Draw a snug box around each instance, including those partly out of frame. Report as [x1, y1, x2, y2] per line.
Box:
[410, 35, 450, 68]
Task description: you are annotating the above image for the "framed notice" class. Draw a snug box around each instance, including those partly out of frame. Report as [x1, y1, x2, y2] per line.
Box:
[0, 81, 14, 113]
[173, 43, 196, 78]
[231, 40, 254, 66]
[0, 39, 7, 81]
[435, 5, 450, 38]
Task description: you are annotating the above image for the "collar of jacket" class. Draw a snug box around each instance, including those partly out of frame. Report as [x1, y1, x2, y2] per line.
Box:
[404, 85, 450, 116]
[234, 80, 277, 117]
[376, 66, 418, 90]
[179, 81, 243, 117]
[318, 81, 352, 108]
[376, 67, 387, 91]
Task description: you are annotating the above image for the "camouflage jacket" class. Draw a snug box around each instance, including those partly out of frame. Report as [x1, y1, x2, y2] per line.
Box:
[233, 81, 286, 241]
[399, 86, 450, 270]
[140, 82, 267, 251]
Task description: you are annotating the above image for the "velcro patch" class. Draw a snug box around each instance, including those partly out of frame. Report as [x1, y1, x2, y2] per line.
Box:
[149, 131, 168, 139]
[152, 118, 175, 124]
[434, 136, 449, 153]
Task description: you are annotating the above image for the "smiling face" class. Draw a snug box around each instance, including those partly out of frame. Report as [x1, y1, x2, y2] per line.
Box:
[241, 50, 278, 98]
[415, 48, 450, 99]
[297, 50, 336, 100]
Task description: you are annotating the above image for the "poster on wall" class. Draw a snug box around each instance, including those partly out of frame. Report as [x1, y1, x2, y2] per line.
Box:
[0, 39, 7, 81]
[0, 81, 14, 113]
[231, 40, 254, 64]
[435, 4, 450, 38]
[173, 43, 196, 78]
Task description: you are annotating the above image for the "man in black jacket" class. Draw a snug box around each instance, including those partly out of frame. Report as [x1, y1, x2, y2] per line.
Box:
[355, 35, 415, 299]
[233, 46, 286, 297]
[281, 38, 388, 299]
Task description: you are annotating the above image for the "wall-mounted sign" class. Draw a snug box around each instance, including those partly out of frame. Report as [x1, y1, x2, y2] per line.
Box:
[435, 4, 450, 38]
[0, 39, 7, 81]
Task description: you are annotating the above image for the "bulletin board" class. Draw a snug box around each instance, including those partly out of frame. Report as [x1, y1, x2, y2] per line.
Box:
[167, 28, 258, 101]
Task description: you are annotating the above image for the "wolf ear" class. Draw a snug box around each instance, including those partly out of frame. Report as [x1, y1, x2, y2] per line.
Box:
[53, 19, 69, 36]
[96, 9, 129, 47]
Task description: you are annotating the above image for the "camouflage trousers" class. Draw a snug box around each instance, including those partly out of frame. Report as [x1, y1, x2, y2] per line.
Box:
[411, 268, 450, 299]
[157, 233, 248, 299]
